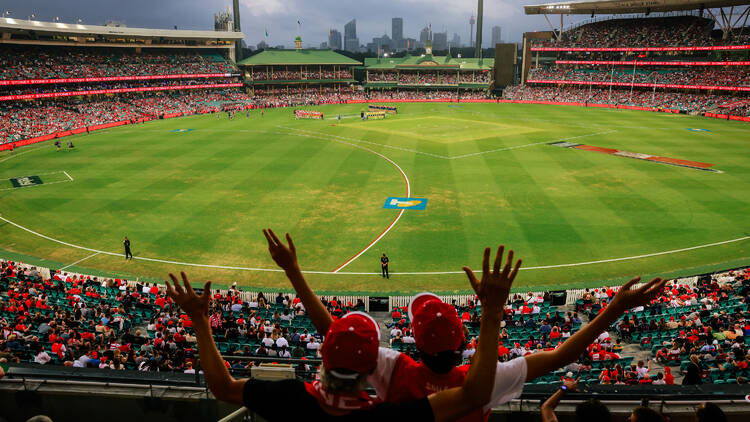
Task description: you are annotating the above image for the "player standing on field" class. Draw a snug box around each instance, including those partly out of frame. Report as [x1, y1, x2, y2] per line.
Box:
[123, 236, 133, 260]
[381, 253, 390, 279]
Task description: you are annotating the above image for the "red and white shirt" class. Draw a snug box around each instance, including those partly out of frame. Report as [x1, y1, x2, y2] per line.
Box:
[368, 347, 527, 422]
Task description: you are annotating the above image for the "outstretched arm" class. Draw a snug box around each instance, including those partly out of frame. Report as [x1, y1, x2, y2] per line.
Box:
[165, 272, 246, 404]
[541, 378, 578, 422]
[524, 277, 667, 381]
[428, 246, 522, 422]
[263, 229, 333, 334]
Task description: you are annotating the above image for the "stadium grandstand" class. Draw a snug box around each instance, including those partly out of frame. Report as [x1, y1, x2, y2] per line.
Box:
[363, 40, 494, 99]
[512, 0, 750, 119]
[0, 1, 749, 422]
[237, 38, 360, 105]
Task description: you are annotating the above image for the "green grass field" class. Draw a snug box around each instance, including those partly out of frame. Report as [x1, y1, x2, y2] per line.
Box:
[1, 103, 748, 294]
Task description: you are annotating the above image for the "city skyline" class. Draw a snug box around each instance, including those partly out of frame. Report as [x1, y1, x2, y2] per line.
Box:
[0, 0, 569, 48]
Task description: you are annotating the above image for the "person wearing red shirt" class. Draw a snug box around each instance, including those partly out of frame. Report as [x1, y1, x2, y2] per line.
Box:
[263, 228, 667, 422]
[497, 342, 510, 358]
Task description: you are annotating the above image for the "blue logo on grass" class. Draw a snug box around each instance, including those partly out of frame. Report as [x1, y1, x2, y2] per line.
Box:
[383, 197, 428, 210]
[172, 128, 194, 133]
[686, 128, 711, 132]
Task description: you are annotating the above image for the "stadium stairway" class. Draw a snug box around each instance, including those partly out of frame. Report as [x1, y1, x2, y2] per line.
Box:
[371, 311, 393, 348]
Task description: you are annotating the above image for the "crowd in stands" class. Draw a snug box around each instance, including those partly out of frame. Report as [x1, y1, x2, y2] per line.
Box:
[610, 269, 749, 386]
[367, 89, 488, 100]
[0, 259, 341, 379]
[0, 87, 493, 143]
[0, 78, 241, 97]
[389, 72, 485, 86]
[532, 16, 719, 49]
[250, 69, 353, 81]
[367, 72, 399, 82]
[503, 85, 750, 116]
[0, 90, 254, 142]
[0, 46, 236, 81]
[4, 250, 745, 389]
[527, 66, 750, 88]
[0, 241, 747, 422]
[460, 72, 491, 83]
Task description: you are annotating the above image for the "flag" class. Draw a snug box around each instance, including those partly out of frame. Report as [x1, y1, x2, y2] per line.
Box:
[265, 27, 268, 38]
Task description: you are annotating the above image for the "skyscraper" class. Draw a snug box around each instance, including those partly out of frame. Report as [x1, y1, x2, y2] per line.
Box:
[392, 18, 403, 42]
[419, 26, 431, 45]
[491, 26, 502, 46]
[433, 32, 448, 51]
[344, 19, 359, 52]
[451, 33, 462, 48]
[329, 29, 342, 50]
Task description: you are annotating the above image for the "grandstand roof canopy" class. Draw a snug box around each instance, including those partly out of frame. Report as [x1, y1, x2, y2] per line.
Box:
[524, 0, 750, 15]
[0, 17, 242, 41]
[364, 55, 494, 70]
[237, 49, 361, 66]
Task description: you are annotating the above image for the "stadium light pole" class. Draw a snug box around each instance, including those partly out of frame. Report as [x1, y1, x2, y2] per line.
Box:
[629, 57, 637, 104]
[608, 63, 614, 104]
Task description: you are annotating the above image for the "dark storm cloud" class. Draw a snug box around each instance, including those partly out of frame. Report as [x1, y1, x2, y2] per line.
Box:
[0, 0, 587, 46]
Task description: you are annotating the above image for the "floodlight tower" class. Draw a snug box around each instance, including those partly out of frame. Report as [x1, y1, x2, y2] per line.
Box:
[475, 0, 483, 60]
[232, 0, 242, 62]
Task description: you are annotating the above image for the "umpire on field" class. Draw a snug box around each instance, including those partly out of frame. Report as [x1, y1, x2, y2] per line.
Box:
[381, 253, 389, 279]
[124, 236, 133, 260]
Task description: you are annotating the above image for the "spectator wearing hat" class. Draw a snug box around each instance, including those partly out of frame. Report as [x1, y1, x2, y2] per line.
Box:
[262, 228, 668, 419]
[165, 269, 508, 422]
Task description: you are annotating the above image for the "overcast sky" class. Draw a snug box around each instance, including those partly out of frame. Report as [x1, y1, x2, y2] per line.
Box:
[0, 0, 594, 47]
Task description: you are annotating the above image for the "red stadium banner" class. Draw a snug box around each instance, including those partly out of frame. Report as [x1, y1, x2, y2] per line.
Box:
[0, 83, 244, 101]
[531, 45, 750, 52]
[0, 73, 241, 86]
[525, 79, 750, 92]
[555, 60, 750, 66]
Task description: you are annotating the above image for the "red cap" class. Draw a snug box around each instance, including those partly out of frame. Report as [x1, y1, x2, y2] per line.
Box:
[321, 312, 380, 378]
[409, 293, 464, 355]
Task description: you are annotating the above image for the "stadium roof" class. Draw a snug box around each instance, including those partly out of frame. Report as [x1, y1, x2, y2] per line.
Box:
[237, 49, 361, 66]
[0, 17, 242, 41]
[524, 0, 750, 15]
[364, 55, 494, 70]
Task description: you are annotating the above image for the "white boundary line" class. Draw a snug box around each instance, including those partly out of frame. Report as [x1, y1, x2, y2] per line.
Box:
[63, 171, 74, 181]
[60, 252, 100, 270]
[0, 215, 746, 275]
[0, 145, 47, 164]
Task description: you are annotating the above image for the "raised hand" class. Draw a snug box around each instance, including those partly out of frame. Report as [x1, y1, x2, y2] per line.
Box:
[165, 271, 212, 320]
[608, 276, 667, 312]
[462, 245, 522, 315]
[263, 228, 300, 272]
[563, 377, 579, 392]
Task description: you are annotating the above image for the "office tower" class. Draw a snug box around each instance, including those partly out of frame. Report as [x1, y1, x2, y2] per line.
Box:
[491, 25, 502, 45]
[344, 19, 359, 52]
